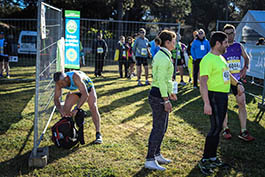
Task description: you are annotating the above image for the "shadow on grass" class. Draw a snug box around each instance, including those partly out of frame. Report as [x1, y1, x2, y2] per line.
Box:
[99, 88, 149, 115]
[133, 167, 153, 177]
[0, 88, 35, 135]
[0, 145, 76, 176]
[173, 90, 265, 176]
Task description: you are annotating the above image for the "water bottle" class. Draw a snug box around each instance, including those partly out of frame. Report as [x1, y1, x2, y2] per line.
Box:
[173, 81, 178, 94]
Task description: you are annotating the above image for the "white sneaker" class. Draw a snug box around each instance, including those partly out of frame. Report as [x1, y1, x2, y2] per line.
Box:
[155, 154, 172, 164]
[144, 160, 166, 171]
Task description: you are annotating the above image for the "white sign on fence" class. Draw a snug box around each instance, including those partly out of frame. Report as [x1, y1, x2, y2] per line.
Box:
[245, 44, 265, 79]
[8, 56, 18, 62]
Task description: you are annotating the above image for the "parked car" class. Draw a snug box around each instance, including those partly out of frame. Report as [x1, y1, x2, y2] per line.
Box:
[17, 31, 37, 55]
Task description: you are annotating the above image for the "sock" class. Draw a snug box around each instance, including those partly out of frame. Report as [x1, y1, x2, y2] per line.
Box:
[202, 158, 209, 162]
[223, 127, 229, 131]
[209, 157, 217, 161]
[241, 128, 247, 133]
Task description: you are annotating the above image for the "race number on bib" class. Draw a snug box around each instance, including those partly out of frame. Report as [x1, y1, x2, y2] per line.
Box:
[223, 69, 230, 84]
[141, 48, 147, 56]
[122, 51, 126, 57]
[97, 47, 104, 54]
[200, 45, 205, 51]
[228, 60, 241, 73]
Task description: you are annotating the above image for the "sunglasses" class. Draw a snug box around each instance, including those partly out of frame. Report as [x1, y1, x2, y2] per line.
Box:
[225, 31, 234, 35]
[139, 31, 145, 34]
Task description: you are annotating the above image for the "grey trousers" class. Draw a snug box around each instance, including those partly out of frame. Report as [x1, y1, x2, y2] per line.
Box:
[146, 94, 169, 160]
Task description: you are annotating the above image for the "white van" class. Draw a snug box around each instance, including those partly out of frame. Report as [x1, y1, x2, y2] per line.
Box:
[17, 31, 37, 55]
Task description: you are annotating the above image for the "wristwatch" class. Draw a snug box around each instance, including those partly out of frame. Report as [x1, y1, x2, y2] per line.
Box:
[236, 82, 242, 87]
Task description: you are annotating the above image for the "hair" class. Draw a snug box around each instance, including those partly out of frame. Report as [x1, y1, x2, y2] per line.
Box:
[119, 35, 125, 40]
[223, 24, 235, 32]
[53, 72, 66, 82]
[154, 37, 161, 45]
[139, 28, 146, 33]
[256, 37, 265, 45]
[210, 31, 227, 48]
[158, 30, 176, 47]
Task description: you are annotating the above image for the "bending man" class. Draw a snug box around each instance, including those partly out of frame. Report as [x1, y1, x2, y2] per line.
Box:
[53, 70, 102, 144]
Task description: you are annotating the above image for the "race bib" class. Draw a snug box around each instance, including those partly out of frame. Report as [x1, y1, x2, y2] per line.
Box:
[97, 47, 104, 54]
[200, 45, 205, 50]
[122, 51, 126, 57]
[223, 69, 230, 84]
[227, 60, 241, 73]
[141, 48, 147, 56]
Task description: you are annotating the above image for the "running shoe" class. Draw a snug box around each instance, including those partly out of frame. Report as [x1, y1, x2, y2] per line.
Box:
[94, 132, 103, 144]
[198, 159, 213, 175]
[145, 80, 150, 85]
[210, 158, 229, 168]
[179, 80, 186, 86]
[238, 130, 255, 142]
[223, 128, 232, 139]
[137, 80, 143, 86]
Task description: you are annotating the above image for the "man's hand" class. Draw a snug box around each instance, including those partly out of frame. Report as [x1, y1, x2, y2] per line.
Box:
[169, 93, 177, 101]
[237, 84, 245, 96]
[240, 67, 247, 78]
[164, 101, 172, 113]
[71, 109, 78, 117]
[59, 110, 70, 117]
[204, 103, 212, 115]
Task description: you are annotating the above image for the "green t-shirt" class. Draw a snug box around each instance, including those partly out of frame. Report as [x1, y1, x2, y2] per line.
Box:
[200, 52, 230, 93]
[171, 42, 181, 60]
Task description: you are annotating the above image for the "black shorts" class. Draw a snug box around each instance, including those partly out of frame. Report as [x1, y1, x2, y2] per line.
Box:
[128, 57, 135, 64]
[0, 56, 8, 62]
[177, 59, 184, 66]
[136, 57, 148, 66]
[74, 87, 93, 98]
[230, 85, 238, 96]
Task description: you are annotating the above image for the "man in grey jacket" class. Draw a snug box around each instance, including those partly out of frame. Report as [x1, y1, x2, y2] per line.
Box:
[132, 28, 152, 86]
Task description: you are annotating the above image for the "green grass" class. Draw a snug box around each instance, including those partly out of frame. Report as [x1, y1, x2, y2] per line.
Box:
[0, 66, 265, 177]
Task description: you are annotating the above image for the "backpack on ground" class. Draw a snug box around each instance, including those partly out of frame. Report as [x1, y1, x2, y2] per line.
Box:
[51, 109, 87, 149]
[51, 117, 79, 149]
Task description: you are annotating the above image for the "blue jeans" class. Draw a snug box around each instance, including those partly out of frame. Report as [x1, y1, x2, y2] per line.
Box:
[146, 94, 169, 160]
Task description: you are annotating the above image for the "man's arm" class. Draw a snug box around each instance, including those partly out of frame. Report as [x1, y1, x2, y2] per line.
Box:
[72, 73, 89, 110]
[240, 44, 250, 78]
[54, 84, 64, 115]
[200, 75, 212, 115]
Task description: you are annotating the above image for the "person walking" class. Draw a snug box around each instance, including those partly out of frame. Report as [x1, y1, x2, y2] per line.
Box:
[144, 30, 177, 171]
[198, 31, 244, 175]
[191, 29, 210, 88]
[92, 32, 108, 77]
[222, 24, 254, 141]
[132, 28, 151, 86]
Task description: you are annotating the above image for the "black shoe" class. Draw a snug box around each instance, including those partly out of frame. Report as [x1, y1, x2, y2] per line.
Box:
[198, 159, 214, 175]
[210, 158, 230, 169]
[94, 132, 103, 144]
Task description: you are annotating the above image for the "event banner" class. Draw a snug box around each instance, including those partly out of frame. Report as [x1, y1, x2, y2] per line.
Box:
[64, 10, 80, 69]
[244, 44, 265, 79]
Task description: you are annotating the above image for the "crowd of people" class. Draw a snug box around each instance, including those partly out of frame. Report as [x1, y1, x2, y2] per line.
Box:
[53, 24, 258, 175]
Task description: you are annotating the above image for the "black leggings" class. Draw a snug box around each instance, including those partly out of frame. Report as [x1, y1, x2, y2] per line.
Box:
[203, 91, 228, 159]
[193, 59, 201, 87]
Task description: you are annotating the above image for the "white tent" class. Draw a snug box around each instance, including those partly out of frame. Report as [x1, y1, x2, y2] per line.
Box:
[235, 10, 265, 43]
[235, 10, 265, 79]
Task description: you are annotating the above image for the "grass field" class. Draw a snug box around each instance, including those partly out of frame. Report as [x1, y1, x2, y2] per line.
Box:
[0, 65, 265, 177]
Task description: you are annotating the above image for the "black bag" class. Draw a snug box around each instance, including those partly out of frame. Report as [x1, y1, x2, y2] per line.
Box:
[51, 117, 79, 149]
